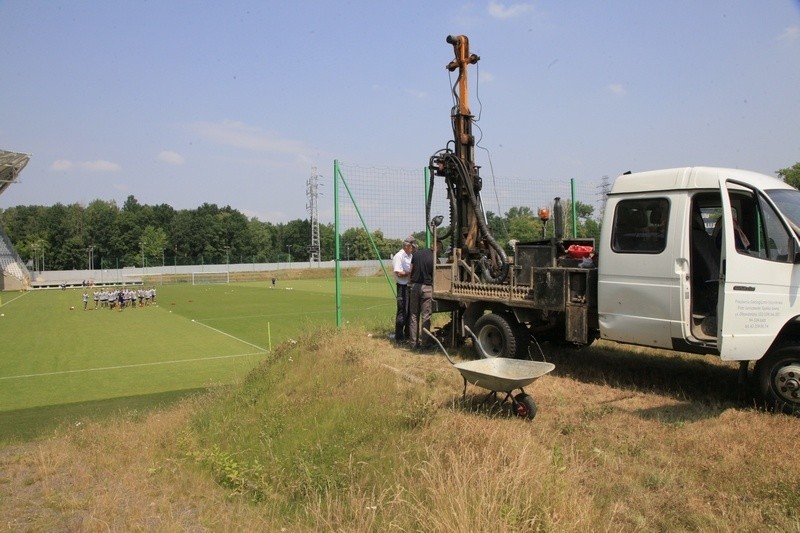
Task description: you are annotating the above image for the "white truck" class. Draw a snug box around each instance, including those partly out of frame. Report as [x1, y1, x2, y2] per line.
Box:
[429, 36, 800, 413]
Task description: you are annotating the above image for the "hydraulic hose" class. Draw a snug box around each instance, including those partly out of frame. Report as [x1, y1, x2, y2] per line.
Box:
[444, 153, 509, 283]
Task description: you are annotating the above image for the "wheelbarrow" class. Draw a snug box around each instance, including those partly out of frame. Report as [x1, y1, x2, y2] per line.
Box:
[422, 327, 555, 420]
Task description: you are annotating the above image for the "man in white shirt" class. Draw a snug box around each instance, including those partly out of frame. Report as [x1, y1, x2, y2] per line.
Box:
[392, 236, 415, 343]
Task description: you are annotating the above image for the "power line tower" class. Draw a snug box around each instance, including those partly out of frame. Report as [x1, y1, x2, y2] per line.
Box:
[597, 175, 611, 220]
[306, 167, 321, 263]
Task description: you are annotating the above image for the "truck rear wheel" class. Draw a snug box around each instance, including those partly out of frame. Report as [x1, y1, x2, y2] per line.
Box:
[755, 345, 800, 415]
[474, 313, 522, 358]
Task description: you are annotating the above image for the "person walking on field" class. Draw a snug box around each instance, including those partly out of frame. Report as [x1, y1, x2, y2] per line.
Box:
[392, 236, 415, 343]
[408, 240, 440, 350]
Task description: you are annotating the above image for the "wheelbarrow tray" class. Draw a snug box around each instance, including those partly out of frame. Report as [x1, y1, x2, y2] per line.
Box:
[453, 358, 555, 392]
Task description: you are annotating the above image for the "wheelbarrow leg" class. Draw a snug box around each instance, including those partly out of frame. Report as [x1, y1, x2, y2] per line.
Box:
[477, 390, 498, 408]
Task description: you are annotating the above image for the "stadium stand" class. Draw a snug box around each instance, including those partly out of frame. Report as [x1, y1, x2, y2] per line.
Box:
[0, 150, 33, 290]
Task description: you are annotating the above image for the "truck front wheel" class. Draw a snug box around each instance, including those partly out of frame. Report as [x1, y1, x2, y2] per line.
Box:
[474, 313, 520, 358]
[755, 345, 800, 415]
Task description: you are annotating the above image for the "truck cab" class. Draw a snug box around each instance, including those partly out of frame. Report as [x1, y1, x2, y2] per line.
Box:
[598, 167, 800, 412]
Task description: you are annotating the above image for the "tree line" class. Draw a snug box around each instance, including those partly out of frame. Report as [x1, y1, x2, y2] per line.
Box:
[1, 195, 332, 270]
[0, 194, 426, 270]
[0, 193, 606, 271]
[9, 160, 799, 272]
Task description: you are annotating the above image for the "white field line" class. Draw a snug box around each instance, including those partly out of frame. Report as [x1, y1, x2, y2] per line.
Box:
[190, 319, 268, 352]
[0, 352, 266, 381]
[0, 291, 29, 307]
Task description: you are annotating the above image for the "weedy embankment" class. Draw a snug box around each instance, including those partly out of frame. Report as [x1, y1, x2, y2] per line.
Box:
[2, 328, 799, 531]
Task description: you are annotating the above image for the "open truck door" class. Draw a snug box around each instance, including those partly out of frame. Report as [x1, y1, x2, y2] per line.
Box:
[716, 177, 800, 361]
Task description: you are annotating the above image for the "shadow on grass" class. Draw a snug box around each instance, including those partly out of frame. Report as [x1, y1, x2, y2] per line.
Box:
[539, 341, 756, 420]
[442, 335, 760, 422]
[0, 388, 210, 444]
[437, 386, 542, 421]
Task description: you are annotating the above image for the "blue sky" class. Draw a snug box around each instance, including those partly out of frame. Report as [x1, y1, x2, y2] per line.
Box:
[1, 1, 798, 223]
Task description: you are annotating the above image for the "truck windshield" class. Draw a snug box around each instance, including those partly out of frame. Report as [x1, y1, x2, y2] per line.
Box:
[766, 189, 800, 235]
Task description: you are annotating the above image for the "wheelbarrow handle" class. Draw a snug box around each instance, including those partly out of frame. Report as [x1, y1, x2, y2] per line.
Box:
[422, 328, 457, 365]
[464, 325, 491, 359]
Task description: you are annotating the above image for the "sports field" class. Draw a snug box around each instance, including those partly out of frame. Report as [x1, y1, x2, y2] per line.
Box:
[0, 276, 394, 441]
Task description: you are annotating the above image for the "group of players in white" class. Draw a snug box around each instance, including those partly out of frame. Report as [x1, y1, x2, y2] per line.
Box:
[82, 287, 157, 310]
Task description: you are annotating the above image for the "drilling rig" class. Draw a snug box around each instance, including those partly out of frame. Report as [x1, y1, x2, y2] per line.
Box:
[428, 35, 510, 285]
[428, 35, 595, 358]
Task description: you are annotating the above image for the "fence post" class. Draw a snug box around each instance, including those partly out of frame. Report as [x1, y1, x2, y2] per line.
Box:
[334, 160, 342, 329]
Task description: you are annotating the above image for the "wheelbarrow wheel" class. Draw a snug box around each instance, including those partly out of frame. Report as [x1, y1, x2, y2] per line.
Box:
[513, 393, 537, 420]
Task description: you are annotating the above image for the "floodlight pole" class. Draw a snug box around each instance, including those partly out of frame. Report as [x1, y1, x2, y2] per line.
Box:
[31, 243, 38, 276]
[287, 245, 292, 268]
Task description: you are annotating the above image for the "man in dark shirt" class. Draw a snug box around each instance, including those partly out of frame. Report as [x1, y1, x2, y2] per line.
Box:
[408, 240, 440, 349]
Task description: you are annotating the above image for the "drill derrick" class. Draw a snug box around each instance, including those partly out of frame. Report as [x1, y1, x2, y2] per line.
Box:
[429, 35, 508, 284]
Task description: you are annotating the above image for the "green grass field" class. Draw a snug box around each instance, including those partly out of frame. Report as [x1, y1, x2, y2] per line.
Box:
[0, 276, 395, 441]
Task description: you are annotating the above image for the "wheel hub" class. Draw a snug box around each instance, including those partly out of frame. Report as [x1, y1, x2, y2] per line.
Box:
[773, 363, 800, 404]
[478, 326, 503, 356]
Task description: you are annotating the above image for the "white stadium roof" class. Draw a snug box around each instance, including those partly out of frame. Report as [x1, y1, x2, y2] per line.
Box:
[0, 149, 31, 197]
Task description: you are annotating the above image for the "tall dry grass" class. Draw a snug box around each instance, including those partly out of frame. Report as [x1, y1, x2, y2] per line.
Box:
[2, 329, 799, 531]
[0, 401, 279, 531]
